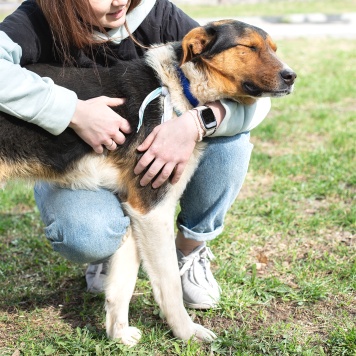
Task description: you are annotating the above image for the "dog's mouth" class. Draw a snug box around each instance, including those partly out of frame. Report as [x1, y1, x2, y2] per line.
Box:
[242, 82, 263, 97]
[242, 81, 294, 98]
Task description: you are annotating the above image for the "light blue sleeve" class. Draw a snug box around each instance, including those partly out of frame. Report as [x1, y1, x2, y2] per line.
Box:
[210, 97, 271, 137]
[0, 31, 78, 135]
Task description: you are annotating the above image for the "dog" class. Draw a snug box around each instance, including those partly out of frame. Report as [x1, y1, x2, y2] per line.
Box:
[0, 20, 296, 346]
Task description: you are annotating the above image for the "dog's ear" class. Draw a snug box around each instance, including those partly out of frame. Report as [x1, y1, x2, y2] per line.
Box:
[180, 27, 214, 65]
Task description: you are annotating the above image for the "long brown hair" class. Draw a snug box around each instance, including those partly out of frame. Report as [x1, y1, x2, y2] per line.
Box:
[36, 0, 142, 63]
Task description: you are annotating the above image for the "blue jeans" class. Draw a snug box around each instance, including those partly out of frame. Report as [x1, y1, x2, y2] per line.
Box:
[34, 132, 253, 264]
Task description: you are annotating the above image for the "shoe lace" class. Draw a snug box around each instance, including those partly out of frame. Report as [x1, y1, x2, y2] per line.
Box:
[179, 247, 215, 280]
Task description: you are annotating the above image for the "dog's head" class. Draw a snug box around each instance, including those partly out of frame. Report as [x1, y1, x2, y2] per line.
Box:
[180, 20, 296, 105]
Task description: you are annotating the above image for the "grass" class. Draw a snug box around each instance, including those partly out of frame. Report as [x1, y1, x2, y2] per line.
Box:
[1, 18, 356, 356]
[1, 0, 356, 21]
[178, 0, 356, 18]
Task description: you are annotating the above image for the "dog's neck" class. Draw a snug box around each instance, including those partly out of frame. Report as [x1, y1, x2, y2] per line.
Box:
[175, 66, 199, 108]
[144, 45, 219, 114]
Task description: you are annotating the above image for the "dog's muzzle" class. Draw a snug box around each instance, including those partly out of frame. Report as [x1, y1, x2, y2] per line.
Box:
[243, 67, 297, 98]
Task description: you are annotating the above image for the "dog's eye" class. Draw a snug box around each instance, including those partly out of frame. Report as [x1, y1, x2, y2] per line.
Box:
[237, 44, 258, 52]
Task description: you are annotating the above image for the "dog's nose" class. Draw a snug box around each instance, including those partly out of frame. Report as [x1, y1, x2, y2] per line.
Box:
[280, 69, 297, 85]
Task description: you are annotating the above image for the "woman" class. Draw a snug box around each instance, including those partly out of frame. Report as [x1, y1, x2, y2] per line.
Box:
[0, 0, 270, 309]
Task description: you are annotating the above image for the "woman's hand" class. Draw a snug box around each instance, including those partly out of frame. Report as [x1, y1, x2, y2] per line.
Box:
[134, 101, 226, 188]
[69, 96, 131, 153]
[134, 112, 199, 189]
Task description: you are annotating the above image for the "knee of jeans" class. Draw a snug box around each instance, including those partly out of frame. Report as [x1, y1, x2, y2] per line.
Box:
[45, 214, 130, 264]
[207, 134, 253, 186]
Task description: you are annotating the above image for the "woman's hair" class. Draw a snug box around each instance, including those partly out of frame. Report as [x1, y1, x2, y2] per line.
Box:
[36, 0, 142, 63]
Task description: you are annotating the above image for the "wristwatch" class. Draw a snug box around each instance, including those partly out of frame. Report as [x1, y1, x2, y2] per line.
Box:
[194, 106, 217, 137]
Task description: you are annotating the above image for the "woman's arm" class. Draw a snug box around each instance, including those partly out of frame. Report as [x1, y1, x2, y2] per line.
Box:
[210, 98, 272, 137]
[0, 2, 132, 153]
[0, 31, 77, 135]
[0, 30, 132, 153]
[0, 0, 75, 135]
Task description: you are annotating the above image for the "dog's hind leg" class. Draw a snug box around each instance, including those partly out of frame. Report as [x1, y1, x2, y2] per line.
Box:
[105, 227, 142, 347]
[127, 200, 217, 342]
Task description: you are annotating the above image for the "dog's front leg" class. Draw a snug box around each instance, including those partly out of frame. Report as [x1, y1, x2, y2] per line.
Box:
[129, 201, 217, 343]
[105, 228, 142, 347]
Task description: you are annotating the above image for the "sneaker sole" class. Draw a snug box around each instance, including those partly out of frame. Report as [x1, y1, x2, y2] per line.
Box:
[183, 300, 218, 310]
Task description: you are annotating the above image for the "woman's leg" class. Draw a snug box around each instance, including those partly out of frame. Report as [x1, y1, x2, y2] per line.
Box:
[178, 132, 253, 242]
[176, 132, 253, 308]
[34, 182, 130, 264]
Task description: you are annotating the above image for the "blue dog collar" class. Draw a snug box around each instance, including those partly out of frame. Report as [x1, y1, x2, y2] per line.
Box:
[176, 66, 199, 108]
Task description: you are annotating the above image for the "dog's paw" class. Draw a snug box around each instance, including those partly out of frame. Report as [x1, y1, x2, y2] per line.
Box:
[193, 323, 217, 342]
[110, 326, 142, 347]
[120, 326, 142, 347]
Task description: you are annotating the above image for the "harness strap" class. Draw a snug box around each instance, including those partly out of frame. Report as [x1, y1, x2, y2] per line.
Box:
[137, 67, 198, 132]
[137, 86, 173, 132]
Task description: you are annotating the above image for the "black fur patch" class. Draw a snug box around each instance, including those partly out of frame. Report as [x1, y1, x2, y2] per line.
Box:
[0, 60, 169, 209]
[204, 21, 268, 57]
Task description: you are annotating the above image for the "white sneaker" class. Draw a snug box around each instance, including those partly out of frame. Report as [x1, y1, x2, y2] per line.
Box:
[177, 243, 221, 309]
[85, 262, 108, 293]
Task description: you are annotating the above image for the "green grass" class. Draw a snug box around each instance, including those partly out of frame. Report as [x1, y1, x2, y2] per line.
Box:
[0, 34, 355, 356]
[179, 0, 356, 18]
[1, 0, 356, 22]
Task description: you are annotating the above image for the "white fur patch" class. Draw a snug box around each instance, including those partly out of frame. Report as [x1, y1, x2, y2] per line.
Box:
[56, 154, 123, 192]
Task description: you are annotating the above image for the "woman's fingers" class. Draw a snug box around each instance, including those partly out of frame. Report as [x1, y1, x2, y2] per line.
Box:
[151, 162, 177, 189]
[70, 96, 131, 152]
[104, 138, 117, 151]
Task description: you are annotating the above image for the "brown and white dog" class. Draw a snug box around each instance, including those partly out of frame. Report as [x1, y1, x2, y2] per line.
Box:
[0, 20, 296, 345]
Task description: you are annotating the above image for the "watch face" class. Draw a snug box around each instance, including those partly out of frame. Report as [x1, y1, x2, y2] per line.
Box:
[201, 108, 217, 129]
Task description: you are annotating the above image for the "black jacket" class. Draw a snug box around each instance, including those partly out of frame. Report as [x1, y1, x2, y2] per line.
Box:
[0, 0, 198, 66]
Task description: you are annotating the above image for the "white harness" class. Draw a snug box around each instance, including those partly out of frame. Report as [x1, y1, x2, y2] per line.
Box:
[137, 86, 174, 132]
